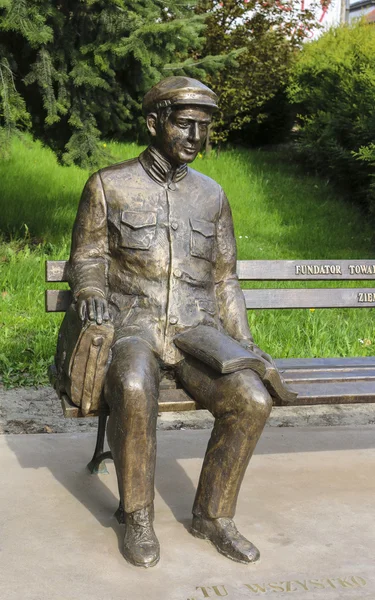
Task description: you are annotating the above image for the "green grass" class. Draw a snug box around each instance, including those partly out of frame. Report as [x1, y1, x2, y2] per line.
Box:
[1, 137, 375, 386]
[0, 136, 143, 242]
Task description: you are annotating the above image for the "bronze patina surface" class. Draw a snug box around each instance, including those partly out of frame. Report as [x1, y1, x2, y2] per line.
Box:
[62, 76, 275, 567]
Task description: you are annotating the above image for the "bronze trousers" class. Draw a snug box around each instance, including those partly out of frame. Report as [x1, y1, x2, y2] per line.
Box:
[104, 337, 272, 518]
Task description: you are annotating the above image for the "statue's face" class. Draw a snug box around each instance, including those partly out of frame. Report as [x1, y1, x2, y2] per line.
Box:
[148, 106, 212, 165]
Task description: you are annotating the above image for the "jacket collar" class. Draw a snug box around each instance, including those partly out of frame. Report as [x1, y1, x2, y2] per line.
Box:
[139, 146, 188, 186]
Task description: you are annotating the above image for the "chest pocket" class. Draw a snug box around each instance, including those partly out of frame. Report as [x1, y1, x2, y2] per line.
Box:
[120, 211, 157, 249]
[190, 218, 215, 262]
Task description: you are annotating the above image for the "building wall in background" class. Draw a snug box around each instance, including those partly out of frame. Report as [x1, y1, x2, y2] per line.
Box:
[349, 0, 375, 22]
[304, 0, 375, 37]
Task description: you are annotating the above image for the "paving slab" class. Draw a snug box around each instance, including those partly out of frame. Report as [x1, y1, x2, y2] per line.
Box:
[1, 427, 375, 600]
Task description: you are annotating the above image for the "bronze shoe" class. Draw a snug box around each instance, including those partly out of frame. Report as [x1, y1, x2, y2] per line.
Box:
[123, 505, 160, 568]
[191, 515, 260, 564]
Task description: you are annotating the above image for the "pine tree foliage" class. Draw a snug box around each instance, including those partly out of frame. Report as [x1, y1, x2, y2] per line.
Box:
[0, 0, 212, 167]
[195, 0, 320, 144]
[0, 55, 31, 156]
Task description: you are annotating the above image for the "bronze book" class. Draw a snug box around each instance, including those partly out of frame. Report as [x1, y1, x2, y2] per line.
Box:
[174, 326, 298, 403]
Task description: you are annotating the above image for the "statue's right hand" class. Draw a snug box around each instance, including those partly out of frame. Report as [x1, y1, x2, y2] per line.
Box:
[77, 292, 111, 325]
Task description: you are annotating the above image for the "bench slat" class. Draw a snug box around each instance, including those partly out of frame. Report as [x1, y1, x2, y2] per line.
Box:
[284, 369, 375, 383]
[61, 391, 198, 418]
[243, 288, 375, 309]
[275, 356, 375, 373]
[45, 260, 69, 282]
[61, 377, 375, 417]
[46, 288, 375, 312]
[288, 380, 375, 404]
[237, 259, 375, 280]
[47, 259, 375, 283]
[275, 356, 375, 370]
[46, 289, 72, 312]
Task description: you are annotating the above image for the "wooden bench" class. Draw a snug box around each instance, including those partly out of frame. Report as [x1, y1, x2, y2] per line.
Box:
[46, 259, 375, 472]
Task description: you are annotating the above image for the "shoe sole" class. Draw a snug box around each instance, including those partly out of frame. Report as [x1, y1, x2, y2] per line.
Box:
[123, 553, 160, 568]
[190, 526, 260, 565]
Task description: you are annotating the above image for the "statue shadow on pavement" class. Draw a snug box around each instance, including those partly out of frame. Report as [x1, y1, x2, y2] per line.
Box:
[4, 429, 211, 549]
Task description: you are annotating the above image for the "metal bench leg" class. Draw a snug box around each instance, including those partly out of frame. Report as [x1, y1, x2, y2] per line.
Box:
[87, 413, 112, 474]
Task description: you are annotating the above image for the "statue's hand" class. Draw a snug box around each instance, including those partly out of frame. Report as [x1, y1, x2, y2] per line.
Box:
[77, 292, 111, 325]
[240, 340, 275, 368]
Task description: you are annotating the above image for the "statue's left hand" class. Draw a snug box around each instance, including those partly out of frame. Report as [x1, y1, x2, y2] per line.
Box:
[240, 341, 276, 368]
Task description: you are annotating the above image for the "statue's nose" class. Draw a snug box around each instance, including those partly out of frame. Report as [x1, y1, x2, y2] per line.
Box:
[188, 123, 200, 142]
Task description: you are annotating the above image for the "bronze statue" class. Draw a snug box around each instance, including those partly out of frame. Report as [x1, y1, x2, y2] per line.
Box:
[64, 77, 275, 568]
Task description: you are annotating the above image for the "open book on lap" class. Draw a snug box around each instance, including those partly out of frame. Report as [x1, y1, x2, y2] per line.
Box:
[174, 325, 297, 404]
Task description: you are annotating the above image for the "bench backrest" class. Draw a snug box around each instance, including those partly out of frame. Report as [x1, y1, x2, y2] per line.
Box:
[45, 259, 375, 312]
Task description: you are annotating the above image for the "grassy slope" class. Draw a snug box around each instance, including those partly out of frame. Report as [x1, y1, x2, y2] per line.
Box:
[0, 137, 374, 386]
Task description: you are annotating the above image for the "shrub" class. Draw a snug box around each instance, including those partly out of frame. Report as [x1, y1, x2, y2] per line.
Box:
[196, 0, 319, 147]
[288, 21, 375, 213]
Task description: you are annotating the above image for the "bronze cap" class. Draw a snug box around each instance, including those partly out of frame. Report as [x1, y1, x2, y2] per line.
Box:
[142, 76, 218, 115]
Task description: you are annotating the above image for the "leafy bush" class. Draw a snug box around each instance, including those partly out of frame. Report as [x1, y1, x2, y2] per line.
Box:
[230, 88, 295, 147]
[196, 0, 320, 147]
[288, 21, 375, 213]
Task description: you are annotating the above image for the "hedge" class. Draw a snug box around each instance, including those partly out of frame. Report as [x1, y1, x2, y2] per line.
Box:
[288, 21, 375, 214]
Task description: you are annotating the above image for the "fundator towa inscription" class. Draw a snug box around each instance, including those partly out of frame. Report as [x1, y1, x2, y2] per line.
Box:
[295, 263, 375, 275]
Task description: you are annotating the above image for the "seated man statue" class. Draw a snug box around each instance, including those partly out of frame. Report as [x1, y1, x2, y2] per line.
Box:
[65, 76, 274, 568]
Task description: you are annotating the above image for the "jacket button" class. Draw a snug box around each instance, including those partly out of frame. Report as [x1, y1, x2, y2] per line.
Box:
[169, 316, 178, 325]
[171, 221, 178, 230]
[174, 269, 182, 278]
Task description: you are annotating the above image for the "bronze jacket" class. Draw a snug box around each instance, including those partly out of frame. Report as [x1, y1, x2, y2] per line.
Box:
[68, 146, 253, 365]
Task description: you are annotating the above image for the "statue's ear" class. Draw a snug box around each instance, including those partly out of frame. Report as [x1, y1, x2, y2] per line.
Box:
[146, 113, 158, 137]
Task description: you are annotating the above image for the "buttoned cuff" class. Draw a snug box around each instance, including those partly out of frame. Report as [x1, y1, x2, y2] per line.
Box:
[74, 287, 106, 301]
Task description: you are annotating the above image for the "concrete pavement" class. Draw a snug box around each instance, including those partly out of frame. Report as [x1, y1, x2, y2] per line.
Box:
[1, 427, 374, 600]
